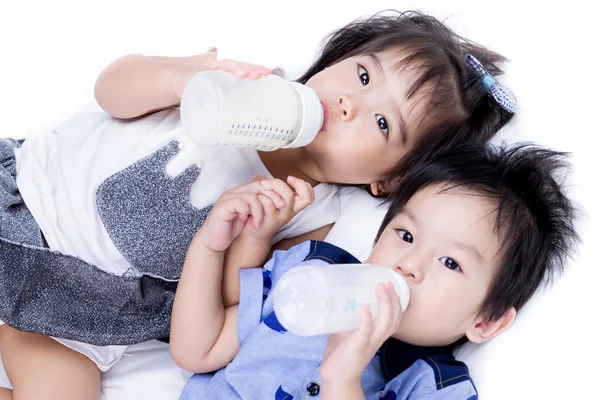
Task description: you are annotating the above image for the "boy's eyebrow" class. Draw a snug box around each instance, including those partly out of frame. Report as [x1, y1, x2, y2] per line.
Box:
[400, 208, 484, 262]
[451, 240, 484, 262]
[400, 208, 420, 226]
[368, 53, 408, 145]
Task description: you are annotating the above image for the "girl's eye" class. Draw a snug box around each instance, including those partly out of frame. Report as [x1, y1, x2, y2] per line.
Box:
[440, 257, 462, 272]
[358, 65, 369, 85]
[397, 229, 413, 243]
[376, 114, 389, 137]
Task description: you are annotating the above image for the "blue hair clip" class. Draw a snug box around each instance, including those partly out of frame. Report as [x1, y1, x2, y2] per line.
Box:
[465, 54, 516, 113]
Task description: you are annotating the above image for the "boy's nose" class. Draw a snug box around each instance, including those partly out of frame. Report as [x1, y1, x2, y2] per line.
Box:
[337, 94, 356, 120]
[394, 258, 424, 283]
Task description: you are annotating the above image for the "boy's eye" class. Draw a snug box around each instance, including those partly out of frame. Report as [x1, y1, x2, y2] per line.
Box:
[358, 65, 369, 85]
[397, 229, 413, 243]
[376, 114, 389, 137]
[440, 257, 461, 272]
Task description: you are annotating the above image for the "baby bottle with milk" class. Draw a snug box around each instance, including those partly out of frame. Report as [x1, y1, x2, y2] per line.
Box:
[271, 264, 410, 336]
[179, 71, 324, 151]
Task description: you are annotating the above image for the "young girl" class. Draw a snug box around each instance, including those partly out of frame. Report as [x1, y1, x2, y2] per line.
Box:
[0, 10, 515, 400]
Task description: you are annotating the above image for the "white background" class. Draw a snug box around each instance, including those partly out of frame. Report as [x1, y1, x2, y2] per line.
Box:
[1, 0, 598, 398]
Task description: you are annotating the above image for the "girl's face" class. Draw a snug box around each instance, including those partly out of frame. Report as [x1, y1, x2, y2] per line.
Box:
[304, 49, 428, 192]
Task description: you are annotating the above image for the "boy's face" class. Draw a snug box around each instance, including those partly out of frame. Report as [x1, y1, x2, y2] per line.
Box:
[303, 49, 427, 192]
[366, 184, 505, 347]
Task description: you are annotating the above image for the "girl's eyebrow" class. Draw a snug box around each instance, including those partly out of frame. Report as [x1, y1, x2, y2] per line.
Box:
[367, 53, 408, 145]
[368, 53, 385, 74]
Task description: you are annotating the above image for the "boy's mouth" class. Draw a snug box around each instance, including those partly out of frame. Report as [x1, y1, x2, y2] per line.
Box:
[320, 102, 329, 132]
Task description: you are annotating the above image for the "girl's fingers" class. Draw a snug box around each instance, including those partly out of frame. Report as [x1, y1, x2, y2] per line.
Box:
[208, 59, 271, 80]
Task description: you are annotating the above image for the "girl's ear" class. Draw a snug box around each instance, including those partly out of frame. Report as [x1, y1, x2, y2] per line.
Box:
[369, 178, 400, 196]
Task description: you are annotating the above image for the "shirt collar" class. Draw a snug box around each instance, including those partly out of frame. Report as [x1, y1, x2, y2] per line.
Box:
[379, 337, 464, 380]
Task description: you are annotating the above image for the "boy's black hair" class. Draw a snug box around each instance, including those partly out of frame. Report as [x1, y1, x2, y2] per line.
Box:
[297, 10, 514, 194]
[375, 143, 579, 322]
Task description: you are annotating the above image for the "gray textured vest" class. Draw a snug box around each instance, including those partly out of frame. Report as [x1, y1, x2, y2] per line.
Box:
[0, 139, 212, 345]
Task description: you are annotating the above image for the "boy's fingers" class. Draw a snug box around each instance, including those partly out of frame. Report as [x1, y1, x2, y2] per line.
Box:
[226, 198, 251, 222]
[385, 283, 402, 331]
[355, 306, 374, 348]
[226, 181, 285, 208]
[373, 283, 393, 339]
[261, 179, 294, 207]
[257, 194, 277, 218]
[287, 176, 315, 213]
[243, 193, 264, 229]
[258, 188, 285, 209]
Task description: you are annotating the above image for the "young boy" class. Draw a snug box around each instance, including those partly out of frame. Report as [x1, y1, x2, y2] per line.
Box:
[170, 142, 578, 399]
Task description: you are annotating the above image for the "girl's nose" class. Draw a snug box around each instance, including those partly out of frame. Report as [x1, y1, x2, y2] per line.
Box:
[338, 94, 356, 120]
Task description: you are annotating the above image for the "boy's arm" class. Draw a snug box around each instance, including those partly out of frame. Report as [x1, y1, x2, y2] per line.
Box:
[222, 236, 271, 308]
[170, 235, 241, 373]
[170, 177, 314, 373]
[94, 51, 271, 119]
[271, 223, 333, 253]
[221, 176, 316, 308]
[222, 223, 333, 308]
[170, 179, 276, 373]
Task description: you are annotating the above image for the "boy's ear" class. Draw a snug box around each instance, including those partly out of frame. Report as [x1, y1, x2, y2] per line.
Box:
[465, 307, 516, 344]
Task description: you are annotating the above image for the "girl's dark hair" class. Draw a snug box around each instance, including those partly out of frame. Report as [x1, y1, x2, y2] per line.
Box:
[297, 10, 514, 193]
[375, 143, 579, 322]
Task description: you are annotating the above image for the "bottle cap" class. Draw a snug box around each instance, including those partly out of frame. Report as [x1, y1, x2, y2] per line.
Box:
[282, 82, 324, 148]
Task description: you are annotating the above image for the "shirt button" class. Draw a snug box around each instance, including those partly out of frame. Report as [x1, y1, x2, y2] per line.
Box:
[307, 382, 320, 396]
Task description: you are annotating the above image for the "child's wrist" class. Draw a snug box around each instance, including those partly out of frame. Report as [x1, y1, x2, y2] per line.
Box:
[237, 234, 272, 251]
[169, 52, 216, 100]
[170, 65, 198, 100]
[192, 230, 227, 256]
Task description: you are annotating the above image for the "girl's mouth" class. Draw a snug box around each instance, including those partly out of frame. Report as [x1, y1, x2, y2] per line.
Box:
[320, 102, 329, 131]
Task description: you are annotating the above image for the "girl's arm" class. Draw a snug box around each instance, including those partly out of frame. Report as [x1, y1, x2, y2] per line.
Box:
[94, 51, 271, 119]
[94, 53, 213, 119]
